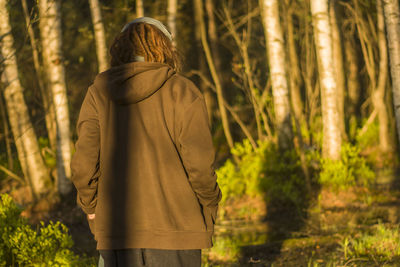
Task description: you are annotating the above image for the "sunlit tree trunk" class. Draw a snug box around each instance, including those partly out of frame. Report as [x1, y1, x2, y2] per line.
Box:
[376, 0, 391, 153]
[89, 0, 109, 72]
[0, 0, 50, 197]
[167, 0, 177, 42]
[259, 0, 293, 147]
[382, 0, 400, 146]
[136, 0, 144, 17]
[39, 0, 72, 195]
[329, 0, 346, 140]
[21, 0, 57, 153]
[311, 0, 342, 160]
[194, 0, 234, 149]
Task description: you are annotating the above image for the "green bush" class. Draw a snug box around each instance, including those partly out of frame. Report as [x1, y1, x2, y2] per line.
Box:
[319, 143, 375, 190]
[216, 139, 306, 207]
[0, 194, 95, 267]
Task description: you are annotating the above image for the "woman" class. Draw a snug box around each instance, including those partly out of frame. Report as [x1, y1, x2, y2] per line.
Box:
[71, 17, 222, 267]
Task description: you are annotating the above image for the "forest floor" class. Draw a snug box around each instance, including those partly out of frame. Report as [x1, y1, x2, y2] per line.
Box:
[204, 169, 400, 266]
[4, 168, 400, 266]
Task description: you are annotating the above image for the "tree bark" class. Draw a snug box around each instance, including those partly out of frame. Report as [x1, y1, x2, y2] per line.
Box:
[0, 90, 13, 172]
[344, 36, 360, 118]
[376, 0, 391, 153]
[136, 0, 144, 17]
[194, 0, 234, 150]
[329, 0, 347, 140]
[38, 0, 72, 195]
[285, 1, 305, 126]
[89, 0, 109, 72]
[194, 0, 214, 125]
[167, 0, 177, 42]
[311, 0, 342, 160]
[382, 0, 400, 147]
[259, 0, 293, 148]
[21, 0, 57, 153]
[0, 0, 50, 197]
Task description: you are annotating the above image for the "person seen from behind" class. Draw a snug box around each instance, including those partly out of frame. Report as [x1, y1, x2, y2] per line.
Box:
[70, 17, 222, 267]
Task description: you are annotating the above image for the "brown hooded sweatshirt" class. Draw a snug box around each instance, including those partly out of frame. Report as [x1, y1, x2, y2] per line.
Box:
[71, 62, 222, 250]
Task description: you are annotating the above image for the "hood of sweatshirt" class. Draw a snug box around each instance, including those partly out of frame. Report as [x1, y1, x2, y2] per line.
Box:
[94, 62, 175, 105]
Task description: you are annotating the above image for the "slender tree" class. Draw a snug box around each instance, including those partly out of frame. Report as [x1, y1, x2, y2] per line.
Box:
[311, 0, 342, 160]
[375, 0, 391, 153]
[284, 0, 305, 125]
[0, 0, 50, 197]
[38, 0, 72, 195]
[167, 0, 177, 41]
[89, 0, 109, 72]
[259, 0, 293, 147]
[329, 0, 347, 140]
[21, 0, 57, 152]
[382, 0, 400, 146]
[194, 0, 234, 149]
[136, 0, 144, 17]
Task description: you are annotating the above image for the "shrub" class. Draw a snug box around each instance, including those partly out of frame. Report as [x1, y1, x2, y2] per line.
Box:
[0, 194, 95, 267]
[319, 143, 375, 190]
[216, 139, 306, 208]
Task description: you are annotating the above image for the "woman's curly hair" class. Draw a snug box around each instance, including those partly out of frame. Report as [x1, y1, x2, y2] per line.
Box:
[110, 22, 182, 71]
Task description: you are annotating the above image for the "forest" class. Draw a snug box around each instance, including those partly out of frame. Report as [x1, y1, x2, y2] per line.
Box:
[1, 0, 400, 266]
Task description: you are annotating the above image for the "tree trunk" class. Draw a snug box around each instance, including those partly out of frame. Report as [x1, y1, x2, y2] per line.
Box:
[194, 0, 214, 126]
[194, 0, 234, 150]
[0, 0, 50, 197]
[376, 0, 391, 153]
[136, 0, 144, 17]
[382, 0, 400, 147]
[0, 90, 13, 172]
[259, 0, 293, 148]
[285, 1, 305, 126]
[167, 0, 177, 42]
[89, 0, 109, 72]
[329, 0, 347, 141]
[38, 0, 72, 196]
[21, 0, 57, 153]
[311, 0, 342, 160]
[344, 36, 360, 119]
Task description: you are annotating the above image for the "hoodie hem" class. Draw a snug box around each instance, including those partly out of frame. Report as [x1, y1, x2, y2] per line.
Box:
[95, 230, 213, 250]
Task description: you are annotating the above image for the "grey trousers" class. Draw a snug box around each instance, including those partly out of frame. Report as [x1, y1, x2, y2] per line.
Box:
[98, 249, 201, 267]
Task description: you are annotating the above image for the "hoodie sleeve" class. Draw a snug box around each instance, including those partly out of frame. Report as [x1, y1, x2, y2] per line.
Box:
[177, 95, 222, 227]
[71, 86, 100, 215]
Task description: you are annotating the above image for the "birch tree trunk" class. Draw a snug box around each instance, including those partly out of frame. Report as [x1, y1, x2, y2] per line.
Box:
[0, 0, 50, 197]
[89, 0, 109, 72]
[21, 0, 57, 152]
[38, 0, 72, 195]
[376, 0, 391, 153]
[167, 0, 177, 41]
[136, 0, 144, 17]
[382, 0, 400, 146]
[259, 0, 293, 147]
[311, 0, 342, 160]
[329, 1, 347, 140]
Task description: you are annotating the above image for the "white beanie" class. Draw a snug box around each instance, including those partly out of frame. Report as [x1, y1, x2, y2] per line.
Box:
[121, 17, 172, 41]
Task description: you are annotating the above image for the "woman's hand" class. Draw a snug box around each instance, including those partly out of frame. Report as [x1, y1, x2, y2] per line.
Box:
[88, 213, 95, 220]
